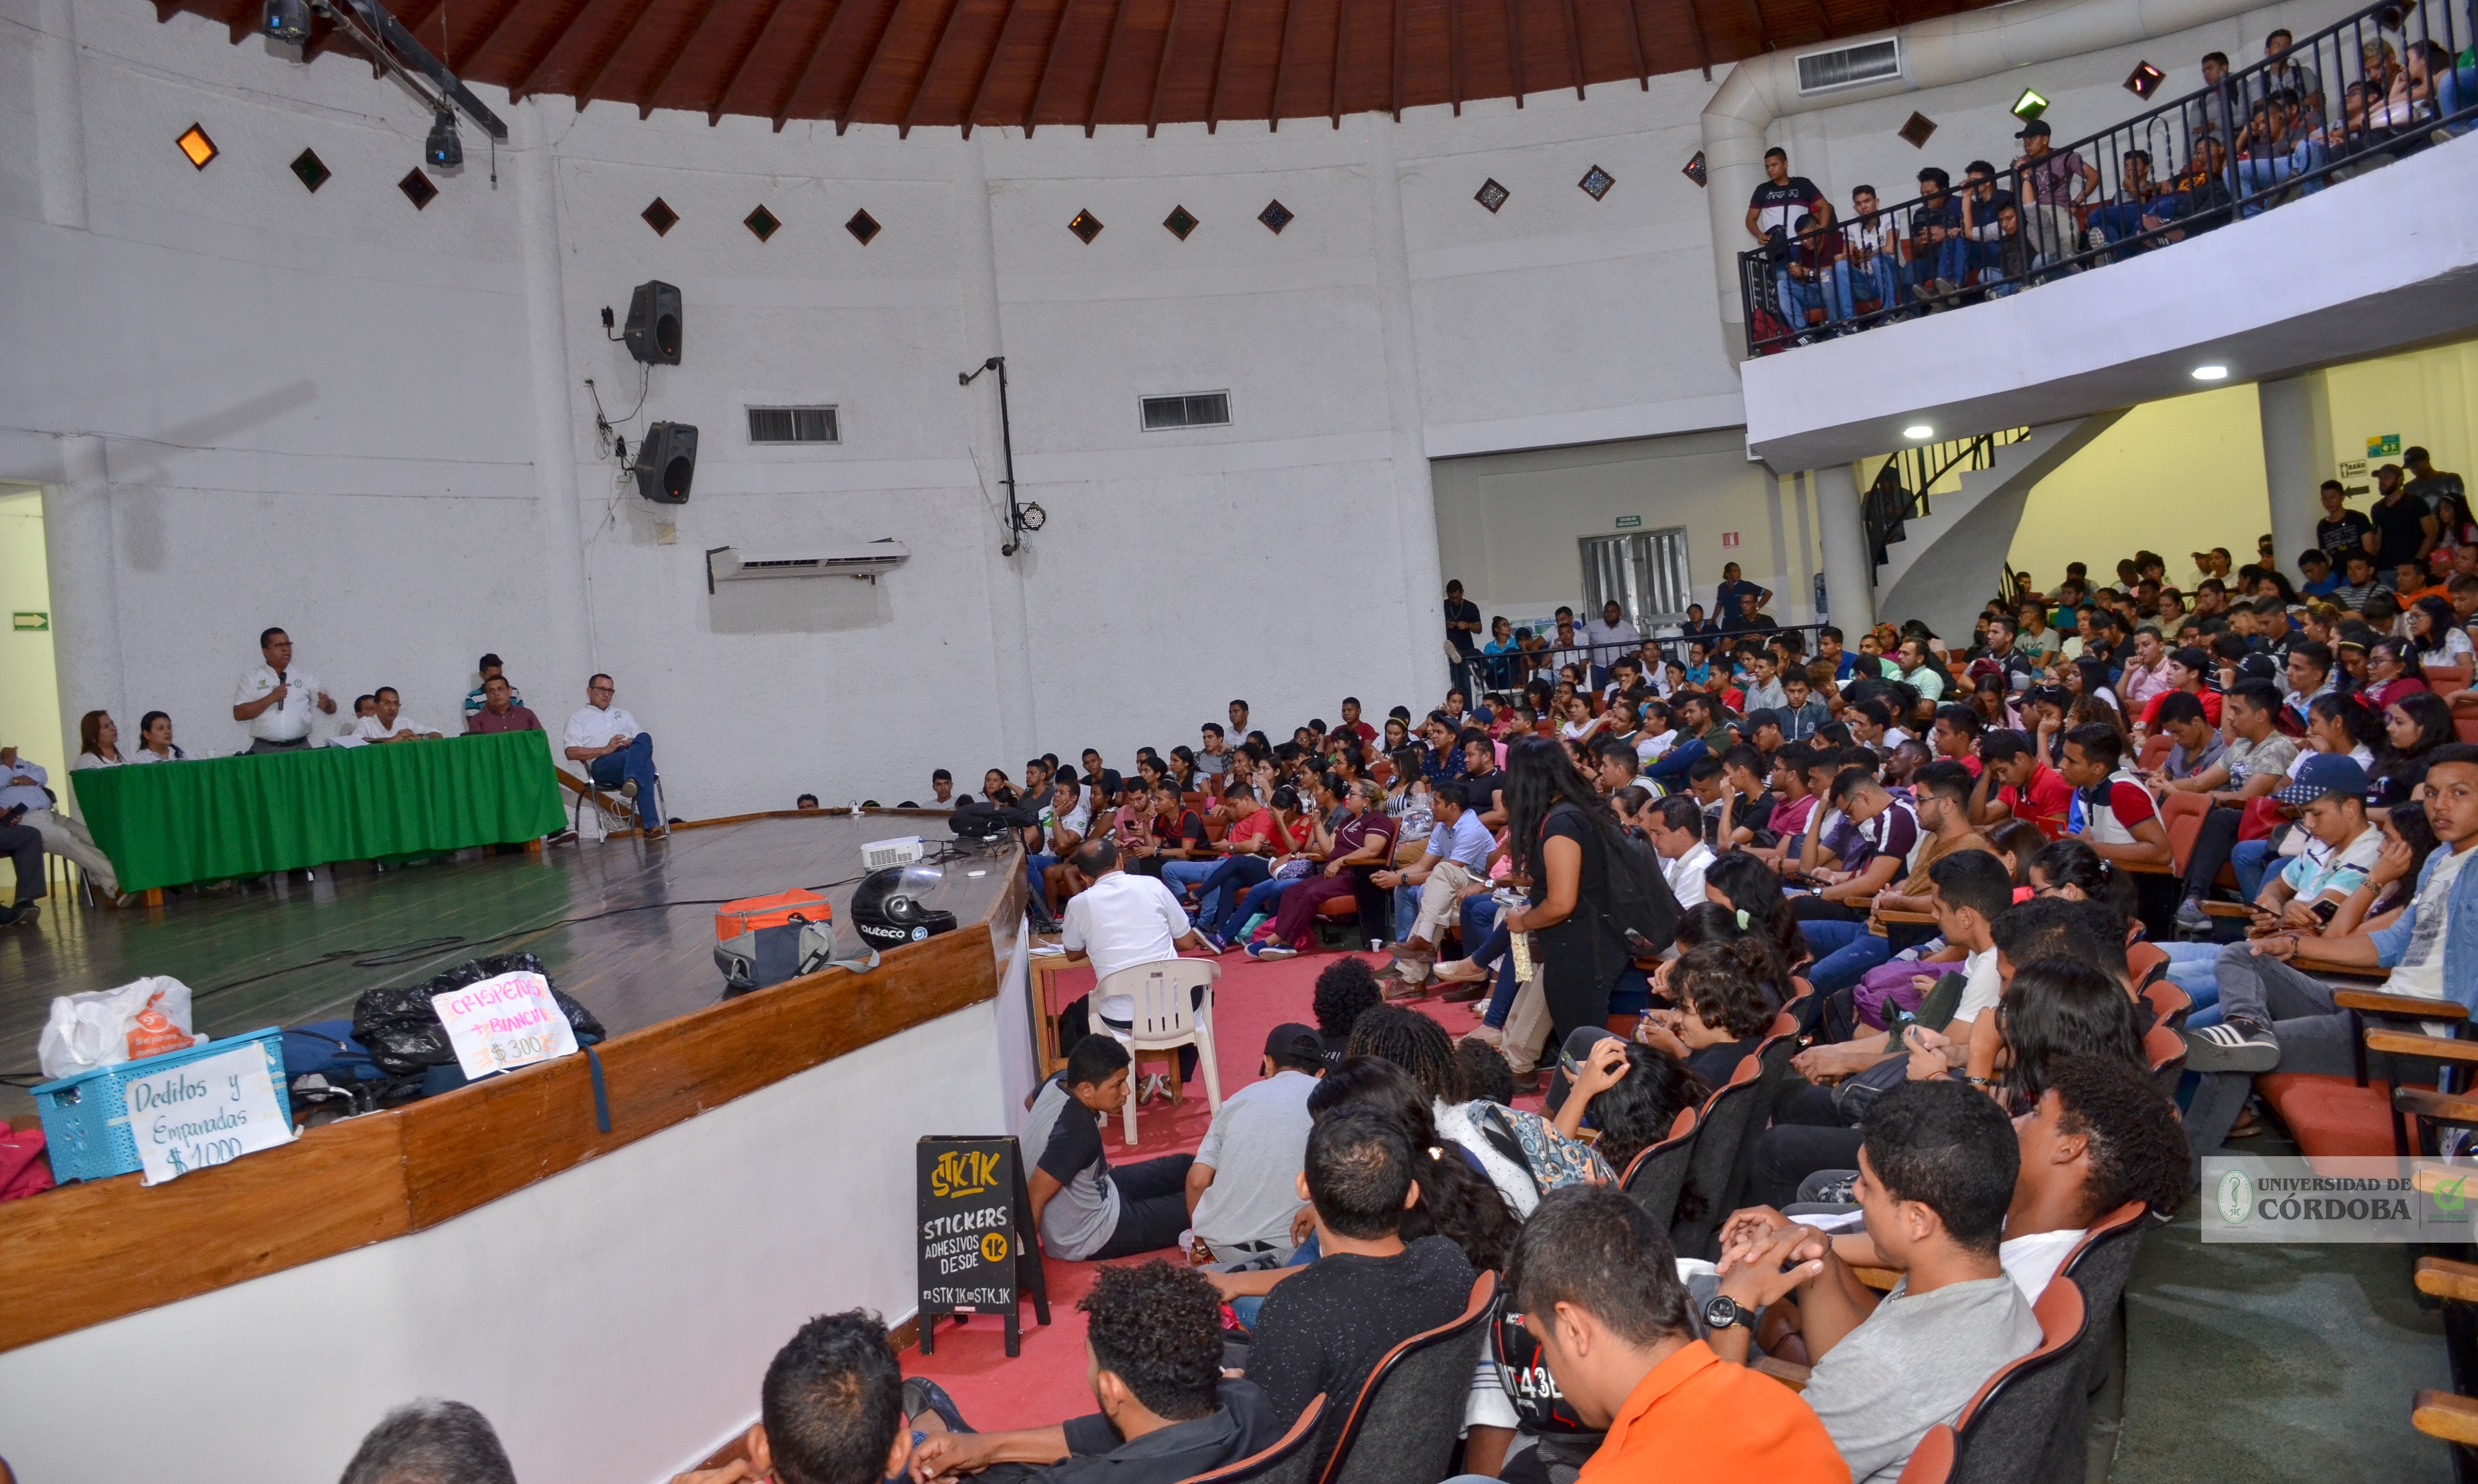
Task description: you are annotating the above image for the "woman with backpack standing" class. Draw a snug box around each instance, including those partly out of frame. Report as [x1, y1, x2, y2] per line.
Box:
[1497, 736, 1638, 1063]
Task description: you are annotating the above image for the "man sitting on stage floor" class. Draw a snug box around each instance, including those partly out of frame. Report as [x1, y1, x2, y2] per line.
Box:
[1023, 1036, 1194, 1262]
[232, 626, 336, 754]
[465, 676, 544, 737]
[564, 673, 663, 835]
[352, 687, 444, 744]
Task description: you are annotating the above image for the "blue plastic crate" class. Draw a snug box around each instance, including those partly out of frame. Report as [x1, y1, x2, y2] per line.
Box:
[33, 1028, 290, 1183]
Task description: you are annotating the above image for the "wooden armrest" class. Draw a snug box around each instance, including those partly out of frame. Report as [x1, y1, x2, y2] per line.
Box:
[2364, 1029, 2478, 1063]
[2397, 1088, 2478, 1127]
[2416, 1256, 2478, 1305]
[1748, 1356, 1812, 1393]
[2414, 1391, 2478, 1446]
[2412, 1162, 2478, 1196]
[2121, 860, 2174, 875]
[2292, 954, 2390, 981]
[1874, 909, 1937, 925]
[1850, 1265, 1901, 1292]
[2337, 990, 2468, 1022]
[2201, 901, 2254, 918]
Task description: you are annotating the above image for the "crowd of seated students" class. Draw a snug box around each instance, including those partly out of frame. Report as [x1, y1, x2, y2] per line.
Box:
[316, 493, 2478, 1483]
[1747, 27, 2474, 343]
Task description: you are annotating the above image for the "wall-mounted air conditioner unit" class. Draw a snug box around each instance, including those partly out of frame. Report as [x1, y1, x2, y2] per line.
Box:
[705, 540, 909, 591]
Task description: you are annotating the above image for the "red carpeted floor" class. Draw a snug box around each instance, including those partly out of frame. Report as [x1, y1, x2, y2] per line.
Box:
[902, 947, 1493, 1429]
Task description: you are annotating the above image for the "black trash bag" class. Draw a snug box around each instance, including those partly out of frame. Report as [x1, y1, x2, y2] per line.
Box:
[351, 951, 606, 1078]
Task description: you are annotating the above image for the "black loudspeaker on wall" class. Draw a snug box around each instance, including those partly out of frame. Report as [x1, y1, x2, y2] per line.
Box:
[625, 281, 683, 365]
[635, 423, 697, 504]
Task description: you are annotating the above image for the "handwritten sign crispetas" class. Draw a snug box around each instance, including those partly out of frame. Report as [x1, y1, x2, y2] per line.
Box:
[432, 971, 578, 1080]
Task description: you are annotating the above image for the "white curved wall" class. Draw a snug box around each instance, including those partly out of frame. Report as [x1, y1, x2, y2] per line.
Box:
[0, 0, 2352, 814]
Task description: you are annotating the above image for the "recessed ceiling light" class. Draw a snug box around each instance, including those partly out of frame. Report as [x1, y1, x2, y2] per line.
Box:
[1903, 425, 1934, 440]
[176, 123, 218, 170]
[2192, 364, 2229, 380]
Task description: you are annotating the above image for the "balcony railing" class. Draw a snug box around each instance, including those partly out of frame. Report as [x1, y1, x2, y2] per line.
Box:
[1738, 0, 2478, 356]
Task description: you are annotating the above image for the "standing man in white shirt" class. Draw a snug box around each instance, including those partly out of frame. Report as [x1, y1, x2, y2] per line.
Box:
[1058, 836, 1209, 1102]
[231, 627, 336, 753]
[353, 688, 444, 744]
[0, 746, 121, 901]
[1582, 600, 1641, 689]
[562, 674, 662, 834]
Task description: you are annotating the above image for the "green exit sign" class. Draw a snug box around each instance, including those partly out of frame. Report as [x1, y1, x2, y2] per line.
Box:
[1614, 515, 1642, 529]
[11, 613, 46, 631]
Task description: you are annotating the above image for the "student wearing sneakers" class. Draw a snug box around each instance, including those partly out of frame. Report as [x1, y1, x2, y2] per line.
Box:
[1186, 1026, 1324, 1265]
[2059, 724, 2171, 869]
[1056, 836, 1208, 1084]
[1707, 1080, 2043, 1484]
[1023, 1036, 1195, 1261]
[1372, 780, 1495, 992]
[2184, 745, 2478, 1152]
[2167, 681, 2299, 935]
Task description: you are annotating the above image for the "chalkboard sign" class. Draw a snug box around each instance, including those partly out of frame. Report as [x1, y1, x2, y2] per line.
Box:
[916, 1135, 1051, 1356]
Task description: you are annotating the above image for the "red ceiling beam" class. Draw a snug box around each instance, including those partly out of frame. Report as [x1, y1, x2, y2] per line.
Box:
[1504, 0, 1525, 106]
[639, 0, 730, 117]
[766, 0, 848, 128]
[1148, 0, 1190, 135]
[832, 0, 915, 134]
[961, 0, 1033, 134]
[1084, 0, 1133, 134]
[1616, 0, 1647, 88]
[1449, 0, 1463, 112]
[571, 0, 664, 112]
[703, 0, 788, 122]
[1557, 0, 1583, 97]
[1021, 0, 1088, 133]
[507, 0, 594, 102]
[1266, 0, 1299, 129]
[1203, 0, 1243, 131]
[1389, 0, 1405, 119]
[898, 0, 975, 136]
[1328, 0, 1346, 127]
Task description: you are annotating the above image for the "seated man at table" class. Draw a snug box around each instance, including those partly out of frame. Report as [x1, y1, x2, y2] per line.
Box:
[1, 745, 120, 901]
[465, 676, 545, 736]
[563, 674, 662, 834]
[232, 626, 337, 754]
[462, 653, 523, 723]
[353, 687, 444, 744]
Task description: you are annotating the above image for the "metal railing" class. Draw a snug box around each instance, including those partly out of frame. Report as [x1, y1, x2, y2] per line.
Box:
[1454, 623, 1836, 695]
[1860, 428, 2027, 572]
[1738, 0, 2477, 356]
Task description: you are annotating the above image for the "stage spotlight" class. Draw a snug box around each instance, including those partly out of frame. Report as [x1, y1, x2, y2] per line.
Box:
[2011, 89, 2049, 122]
[425, 108, 463, 169]
[262, 0, 312, 44]
[1018, 502, 1047, 532]
[2126, 61, 2166, 99]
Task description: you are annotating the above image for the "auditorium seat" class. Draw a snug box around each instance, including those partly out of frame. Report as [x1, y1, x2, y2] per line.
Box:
[2138, 733, 2174, 773]
[2423, 664, 2470, 697]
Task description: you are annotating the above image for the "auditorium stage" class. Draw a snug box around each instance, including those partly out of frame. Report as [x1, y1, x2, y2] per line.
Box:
[0, 810, 1011, 1119]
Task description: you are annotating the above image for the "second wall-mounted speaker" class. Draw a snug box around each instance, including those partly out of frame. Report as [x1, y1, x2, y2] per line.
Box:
[635, 422, 697, 504]
[625, 281, 682, 365]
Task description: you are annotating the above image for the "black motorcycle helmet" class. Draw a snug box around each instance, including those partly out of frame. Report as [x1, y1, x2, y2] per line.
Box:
[1492, 1300, 1591, 1434]
[850, 864, 958, 948]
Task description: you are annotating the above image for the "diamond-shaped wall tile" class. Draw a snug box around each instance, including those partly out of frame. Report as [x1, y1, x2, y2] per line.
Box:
[1680, 150, 1708, 187]
[1474, 178, 1510, 214]
[642, 197, 678, 235]
[398, 168, 437, 210]
[290, 147, 330, 193]
[1163, 205, 1198, 240]
[1069, 209, 1104, 243]
[745, 204, 780, 241]
[1259, 199, 1293, 234]
[1899, 112, 1938, 148]
[1578, 164, 1615, 201]
[177, 123, 218, 170]
[846, 209, 881, 244]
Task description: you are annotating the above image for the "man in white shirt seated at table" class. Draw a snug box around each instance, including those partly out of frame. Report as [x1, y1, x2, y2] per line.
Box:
[1058, 836, 1210, 1102]
[1, 745, 121, 901]
[563, 674, 662, 834]
[232, 627, 336, 754]
[353, 688, 444, 744]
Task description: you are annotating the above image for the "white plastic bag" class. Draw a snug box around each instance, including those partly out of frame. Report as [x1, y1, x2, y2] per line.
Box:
[36, 977, 199, 1082]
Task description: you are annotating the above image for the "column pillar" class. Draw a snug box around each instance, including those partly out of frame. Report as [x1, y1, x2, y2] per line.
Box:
[514, 102, 594, 688]
[34, 0, 85, 231]
[1813, 464, 1875, 635]
[2260, 375, 2327, 581]
[1366, 121, 1449, 704]
[955, 133, 1038, 767]
[44, 434, 122, 770]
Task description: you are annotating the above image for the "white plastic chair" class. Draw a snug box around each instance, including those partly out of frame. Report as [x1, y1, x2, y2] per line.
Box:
[1097, 958, 1222, 1146]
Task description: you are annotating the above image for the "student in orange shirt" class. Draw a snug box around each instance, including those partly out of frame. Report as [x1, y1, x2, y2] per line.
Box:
[1464, 1186, 1848, 1483]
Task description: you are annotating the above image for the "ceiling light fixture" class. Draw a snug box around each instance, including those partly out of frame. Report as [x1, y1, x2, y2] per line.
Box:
[2192, 364, 2229, 381]
[424, 107, 462, 169]
[1903, 424, 1934, 440]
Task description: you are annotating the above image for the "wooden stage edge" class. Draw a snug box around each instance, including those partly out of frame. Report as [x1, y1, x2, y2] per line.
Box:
[0, 838, 1029, 1356]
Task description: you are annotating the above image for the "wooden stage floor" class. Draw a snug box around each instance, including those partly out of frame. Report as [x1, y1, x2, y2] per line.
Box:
[0, 812, 1012, 1120]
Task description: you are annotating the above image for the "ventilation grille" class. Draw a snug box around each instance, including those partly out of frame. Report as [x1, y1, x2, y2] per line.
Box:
[1796, 39, 1902, 95]
[1141, 392, 1231, 431]
[747, 406, 840, 444]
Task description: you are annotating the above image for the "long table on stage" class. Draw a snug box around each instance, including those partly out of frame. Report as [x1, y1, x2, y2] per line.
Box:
[69, 730, 569, 893]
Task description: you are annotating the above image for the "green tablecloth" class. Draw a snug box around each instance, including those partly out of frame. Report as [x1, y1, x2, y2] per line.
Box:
[69, 730, 570, 892]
